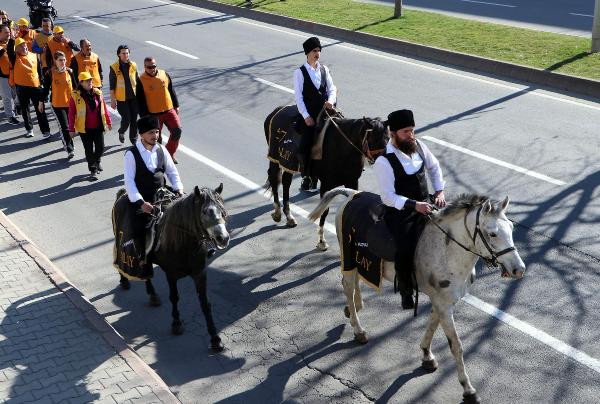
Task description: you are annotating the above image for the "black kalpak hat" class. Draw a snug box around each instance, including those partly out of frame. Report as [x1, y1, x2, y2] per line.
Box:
[303, 36, 321, 54]
[137, 115, 160, 134]
[387, 109, 415, 131]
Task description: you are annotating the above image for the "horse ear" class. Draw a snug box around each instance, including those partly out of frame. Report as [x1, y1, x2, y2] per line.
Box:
[194, 186, 200, 197]
[215, 183, 223, 195]
[482, 200, 492, 214]
[500, 196, 510, 212]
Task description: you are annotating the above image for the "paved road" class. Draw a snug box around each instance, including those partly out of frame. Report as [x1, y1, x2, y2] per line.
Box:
[360, 0, 596, 37]
[2, 0, 600, 402]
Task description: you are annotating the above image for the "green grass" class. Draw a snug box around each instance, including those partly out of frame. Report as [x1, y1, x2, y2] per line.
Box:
[218, 0, 600, 80]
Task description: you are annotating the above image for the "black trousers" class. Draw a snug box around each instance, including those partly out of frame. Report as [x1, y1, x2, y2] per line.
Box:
[116, 98, 138, 144]
[16, 85, 50, 133]
[80, 127, 104, 172]
[296, 119, 317, 178]
[52, 107, 73, 153]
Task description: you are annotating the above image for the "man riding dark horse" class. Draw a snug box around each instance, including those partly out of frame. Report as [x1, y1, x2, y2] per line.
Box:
[373, 109, 446, 309]
[293, 36, 337, 191]
[123, 115, 183, 278]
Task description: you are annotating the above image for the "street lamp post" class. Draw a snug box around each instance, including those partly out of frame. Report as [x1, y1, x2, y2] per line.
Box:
[593, 0, 600, 52]
[394, 0, 403, 18]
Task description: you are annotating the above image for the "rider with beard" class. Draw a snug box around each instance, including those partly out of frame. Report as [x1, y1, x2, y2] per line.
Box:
[373, 109, 446, 309]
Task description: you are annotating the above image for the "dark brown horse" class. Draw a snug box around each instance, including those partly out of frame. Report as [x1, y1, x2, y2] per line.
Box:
[113, 185, 230, 352]
[264, 106, 388, 249]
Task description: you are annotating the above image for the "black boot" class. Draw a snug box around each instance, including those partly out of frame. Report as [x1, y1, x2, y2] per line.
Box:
[400, 290, 415, 309]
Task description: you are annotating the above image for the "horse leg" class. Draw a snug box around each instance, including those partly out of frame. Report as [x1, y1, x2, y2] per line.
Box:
[194, 271, 224, 352]
[268, 162, 282, 223]
[119, 274, 131, 290]
[167, 276, 184, 335]
[354, 276, 364, 312]
[316, 183, 330, 251]
[342, 271, 367, 343]
[145, 279, 161, 307]
[438, 307, 479, 403]
[420, 307, 440, 372]
[281, 172, 297, 228]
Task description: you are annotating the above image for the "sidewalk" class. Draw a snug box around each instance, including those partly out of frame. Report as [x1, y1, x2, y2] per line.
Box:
[0, 212, 179, 404]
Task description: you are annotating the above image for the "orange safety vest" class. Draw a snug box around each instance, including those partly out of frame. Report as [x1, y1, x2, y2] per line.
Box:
[46, 37, 75, 67]
[50, 69, 73, 108]
[17, 30, 35, 51]
[0, 41, 10, 76]
[72, 88, 108, 133]
[13, 52, 40, 87]
[110, 60, 137, 101]
[34, 31, 52, 68]
[75, 52, 101, 88]
[139, 69, 173, 114]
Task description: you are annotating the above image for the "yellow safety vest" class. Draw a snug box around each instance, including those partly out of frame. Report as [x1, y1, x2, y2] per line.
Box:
[72, 88, 108, 133]
[111, 60, 137, 101]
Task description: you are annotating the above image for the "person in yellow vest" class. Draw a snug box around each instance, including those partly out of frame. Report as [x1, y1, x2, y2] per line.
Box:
[68, 72, 112, 181]
[32, 17, 53, 73]
[109, 44, 138, 145]
[136, 57, 181, 163]
[44, 26, 79, 71]
[70, 38, 102, 89]
[15, 18, 35, 51]
[42, 51, 76, 159]
[0, 23, 19, 124]
[8, 37, 50, 138]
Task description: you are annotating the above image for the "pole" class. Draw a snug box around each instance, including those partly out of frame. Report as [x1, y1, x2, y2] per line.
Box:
[394, 0, 403, 18]
[592, 0, 600, 52]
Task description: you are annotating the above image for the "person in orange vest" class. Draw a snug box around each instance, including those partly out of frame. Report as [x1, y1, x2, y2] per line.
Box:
[8, 37, 50, 138]
[32, 17, 53, 73]
[68, 72, 112, 181]
[44, 26, 79, 71]
[109, 44, 138, 145]
[42, 51, 76, 159]
[70, 38, 102, 89]
[0, 23, 19, 125]
[136, 57, 181, 163]
[15, 18, 35, 51]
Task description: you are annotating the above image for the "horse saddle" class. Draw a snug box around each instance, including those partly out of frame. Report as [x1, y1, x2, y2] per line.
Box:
[366, 205, 397, 262]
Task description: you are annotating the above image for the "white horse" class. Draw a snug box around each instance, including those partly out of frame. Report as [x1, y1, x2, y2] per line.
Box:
[308, 188, 526, 403]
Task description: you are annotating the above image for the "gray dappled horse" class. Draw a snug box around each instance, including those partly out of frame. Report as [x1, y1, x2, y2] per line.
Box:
[264, 106, 388, 242]
[309, 188, 526, 403]
[113, 184, 230, 352]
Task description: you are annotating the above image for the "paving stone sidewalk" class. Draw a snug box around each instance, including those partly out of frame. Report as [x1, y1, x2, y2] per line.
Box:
[0, 213, 179, 404]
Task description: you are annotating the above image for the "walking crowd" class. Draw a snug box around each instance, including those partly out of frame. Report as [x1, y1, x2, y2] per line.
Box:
[0, 9, 183, 180]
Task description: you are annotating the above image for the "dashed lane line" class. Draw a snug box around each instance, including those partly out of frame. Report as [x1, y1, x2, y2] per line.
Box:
[145, 40, 199, 60]
[72, 15, 109, 29]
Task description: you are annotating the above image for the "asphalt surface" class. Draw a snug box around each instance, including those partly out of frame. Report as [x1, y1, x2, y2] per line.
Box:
[359, 0, 597, 37]
[1, 0, 600, 402]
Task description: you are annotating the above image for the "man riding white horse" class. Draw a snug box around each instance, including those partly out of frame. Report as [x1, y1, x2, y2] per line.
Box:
[293, 36, 337, 191]
[373, 109, 446, 309]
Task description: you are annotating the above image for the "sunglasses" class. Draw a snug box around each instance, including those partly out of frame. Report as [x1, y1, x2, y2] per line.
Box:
[145, 65, 157, 69]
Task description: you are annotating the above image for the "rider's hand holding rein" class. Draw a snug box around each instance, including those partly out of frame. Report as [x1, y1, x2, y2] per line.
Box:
[434, 190, 446, 208]
[141, 202, 154, 214]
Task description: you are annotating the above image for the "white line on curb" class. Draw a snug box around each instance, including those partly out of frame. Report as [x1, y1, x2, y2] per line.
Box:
[569, 13, 594, 18]
[145, 41, 199, 60]
[72, 15, 109, 29]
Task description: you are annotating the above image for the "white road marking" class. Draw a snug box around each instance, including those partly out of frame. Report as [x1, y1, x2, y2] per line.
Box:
[145, 40, 199, 60]
[105, 105, 599, 375]
[464, 294, 600, 374]
[72, 15, 109, 28]
[421, 135, 566, 186]
[569, 13, 594, 18]
[459, 0, 516, 7]
[253, 78, 567, 185]
[253, 77, 295, 94]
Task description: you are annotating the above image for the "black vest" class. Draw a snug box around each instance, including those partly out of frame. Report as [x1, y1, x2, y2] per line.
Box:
[300, 64, 328, 119]
[383, 141, 429, 204]
[130, 145, 166, 203]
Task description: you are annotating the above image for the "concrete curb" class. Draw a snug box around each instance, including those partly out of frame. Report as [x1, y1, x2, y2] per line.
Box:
[0, 211, 180, 404]
[177, 0, 600, 99]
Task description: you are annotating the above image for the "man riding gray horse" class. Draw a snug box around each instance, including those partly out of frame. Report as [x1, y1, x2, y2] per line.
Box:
[373, 109, 446, 309]
[123, 114, 183, 280]
[293, 36, 337, 191]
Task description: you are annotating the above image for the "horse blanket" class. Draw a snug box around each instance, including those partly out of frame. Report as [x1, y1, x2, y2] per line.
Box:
[267, 105, 304, 174]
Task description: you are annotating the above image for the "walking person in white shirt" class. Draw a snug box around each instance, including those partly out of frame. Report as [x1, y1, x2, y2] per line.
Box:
[373, 109, 446, 309]
[123, 115, 183, 278]
[293, 36, 337, 191]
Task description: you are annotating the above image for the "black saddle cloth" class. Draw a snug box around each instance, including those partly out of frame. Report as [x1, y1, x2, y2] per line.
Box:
[267, 105, 304, 173]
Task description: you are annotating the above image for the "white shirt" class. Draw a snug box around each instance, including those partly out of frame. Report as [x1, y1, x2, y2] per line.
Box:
[373, 140, 445, 211]
[124, 140, 183, 203]
[293, 62, 337, 119]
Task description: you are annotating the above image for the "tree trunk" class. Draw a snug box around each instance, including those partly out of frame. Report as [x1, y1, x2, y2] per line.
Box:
[394, 0, 403, 18]
[592, 0, 600, 52]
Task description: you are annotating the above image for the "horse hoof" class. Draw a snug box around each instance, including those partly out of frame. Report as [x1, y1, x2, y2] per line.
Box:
[286, 217, 297, 228]
[271, 211, 281, 223]
[149, 295, 161, 307]
[463, 392, 480, 404]
[316, 241, 329, 251]
[354, 332, 368, 344]
[119, 279, 131, 290]
[421, 358, 438, 372]
[344, 306, 350, 318]
[211, 337, 225, 352]
[171, 322, 184, 335]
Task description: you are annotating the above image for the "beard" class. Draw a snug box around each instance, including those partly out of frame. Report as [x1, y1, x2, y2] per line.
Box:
[396, 138, 418, 155]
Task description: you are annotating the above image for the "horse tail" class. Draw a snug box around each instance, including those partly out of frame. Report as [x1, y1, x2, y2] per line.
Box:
[308, 187, 359, 221]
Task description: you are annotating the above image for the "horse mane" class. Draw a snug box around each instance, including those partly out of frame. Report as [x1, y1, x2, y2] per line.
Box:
[436, 193, 501, 219]
[159, 187, 227, 252]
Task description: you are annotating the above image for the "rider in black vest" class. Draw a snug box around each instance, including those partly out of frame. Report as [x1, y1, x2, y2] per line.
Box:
[373, 110, 446, 309]
[123, 115, 183, 277]
[294, 36, 337, 191]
